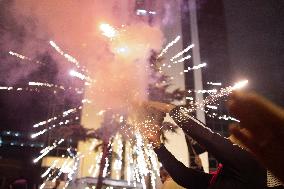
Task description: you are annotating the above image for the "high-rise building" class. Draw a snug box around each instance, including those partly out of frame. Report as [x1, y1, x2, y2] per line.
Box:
[180, 0, 232, 171]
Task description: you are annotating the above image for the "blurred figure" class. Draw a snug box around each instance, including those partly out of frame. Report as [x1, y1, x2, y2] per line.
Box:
[160, 167, 185, 189]
[228, 91, 284, 183]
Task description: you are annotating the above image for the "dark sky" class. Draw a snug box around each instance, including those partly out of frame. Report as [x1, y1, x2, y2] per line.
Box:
[223, 0, 284, 105]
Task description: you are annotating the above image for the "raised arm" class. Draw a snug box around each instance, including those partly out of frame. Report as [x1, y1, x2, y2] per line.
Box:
[155, 144, 211, 189]
[169, 106, 254, 170]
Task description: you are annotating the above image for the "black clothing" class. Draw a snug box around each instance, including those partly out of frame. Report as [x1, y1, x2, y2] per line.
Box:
[154, 106, 267, 189]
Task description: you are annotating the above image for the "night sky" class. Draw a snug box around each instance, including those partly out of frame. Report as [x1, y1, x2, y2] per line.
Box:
[223, 0, 284, 105]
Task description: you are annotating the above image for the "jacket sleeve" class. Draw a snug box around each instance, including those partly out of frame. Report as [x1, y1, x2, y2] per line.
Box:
[154, 144, 211, 189]
[169, 106, 254, 171]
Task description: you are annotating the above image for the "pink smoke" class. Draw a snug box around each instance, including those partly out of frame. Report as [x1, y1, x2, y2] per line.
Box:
[12, 0, 164, 112]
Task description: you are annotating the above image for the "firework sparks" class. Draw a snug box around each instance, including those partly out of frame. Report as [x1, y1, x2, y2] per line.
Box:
[184, 62, 207, 72]
[186, 96, 194, 101]
[170, 44, 194, 61]
[0, 86, 13, 90]
[99, 23, 118, 38]
[9, 51, 44, 65]
[32, 107, 80, 128]
[63, 157, 80, 189]
[231, 80, 248, 90]
[33, 117, 58, 128]
[218, 115, 240, 122]
[33, 139, 64, 163]
[188, 89, 217, 94]
[41, 160, 59, 178]
[157, 35, 181, 58]
[206, 105, 218, 110]
[92, 152, 103, 177]
[49, 41, 87, 72]
[172, 54, 191, 64]
[9, 51, 31, 61]
[69, 69, 92, 82]
[29, 81, 65, 90]
[52, 157, 73, 182]
[1, 84, 82, 94]
[207, 82, 222, 86]
[31, 117, 78, 139]
[184, 80, 249, 114]
[113, 134, 123, 179]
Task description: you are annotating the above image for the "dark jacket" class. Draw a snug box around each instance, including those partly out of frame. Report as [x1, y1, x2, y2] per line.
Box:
[154, 106, 266, 189]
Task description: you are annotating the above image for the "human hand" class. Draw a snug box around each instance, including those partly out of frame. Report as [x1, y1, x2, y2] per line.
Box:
[228, 91, 284, 182]
[132, 101, 175, 147]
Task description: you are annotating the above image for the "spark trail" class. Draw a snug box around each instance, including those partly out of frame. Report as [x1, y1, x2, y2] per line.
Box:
[157, 35, 181, 58]
[172, 54, 191, 64]
[184, 62, 207, 72]
[49, 41, 88, 73]
[33, 107, 80, 128]
[9, 51, 44, 65]
[33, 139, 64, 163]
[170, 44, 194, 61]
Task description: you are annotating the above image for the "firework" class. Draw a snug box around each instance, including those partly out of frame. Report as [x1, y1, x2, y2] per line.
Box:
[172, 54, 191, 64]
[99, 23, 118, 38]
[184, 62, 207, 72]
[33, 139, 64, 163]
[170, 44, 194, 61]
[49, 41, 88, 72]
[157, 35, 181, 58]
[33, 107, 80, 128]
[0, 86, 13, 90]
[188, 89, 217, 94]
[218, 115, 240, 122]
[29, 81, 65, 90]
[206, 105, 218, 110]
[69, 69, 92, 82]
[41, 160, 59, 178]
[63, 157, 80, 189]
[231, 80, 248, 90]
[31, 117, 77, 139]
[9, 51, 44, 65]
[207, 82, 222, 86]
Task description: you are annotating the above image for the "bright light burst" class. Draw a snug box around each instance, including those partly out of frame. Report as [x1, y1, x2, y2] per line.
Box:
[99, 23, 118, 38]
[232, 80, 248, 90]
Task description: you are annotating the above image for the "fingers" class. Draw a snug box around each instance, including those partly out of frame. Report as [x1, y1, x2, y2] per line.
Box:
[228, 92, 284, 133]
